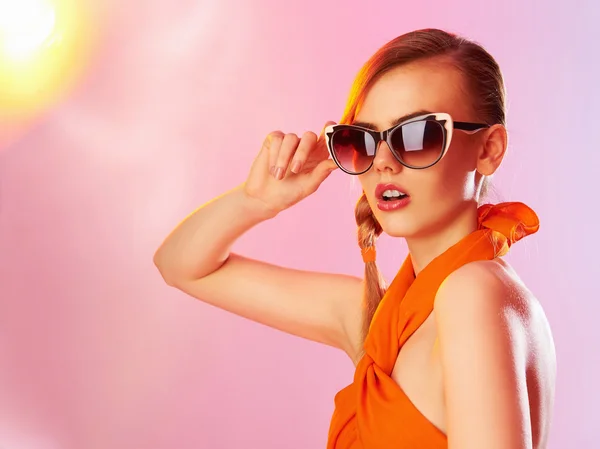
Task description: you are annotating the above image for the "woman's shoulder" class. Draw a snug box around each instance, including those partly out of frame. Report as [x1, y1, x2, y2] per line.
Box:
[433, 258, 553, 359]
[432, 258, 543, 344]
[435, 258, 535, 316]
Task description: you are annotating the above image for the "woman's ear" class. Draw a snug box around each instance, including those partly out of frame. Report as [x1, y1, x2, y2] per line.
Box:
[477, 124, 507, 176]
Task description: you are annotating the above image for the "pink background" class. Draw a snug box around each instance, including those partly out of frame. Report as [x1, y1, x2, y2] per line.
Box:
[0, 0, 598, 448]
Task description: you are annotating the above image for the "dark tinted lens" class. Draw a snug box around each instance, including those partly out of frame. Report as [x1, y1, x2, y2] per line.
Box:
[389, 120, 444, 168]
[331, 128, 376, 174]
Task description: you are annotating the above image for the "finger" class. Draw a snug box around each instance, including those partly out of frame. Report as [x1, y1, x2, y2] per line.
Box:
[298, 121, 338, 173]
[319, 120, 338, 138]
[253, 134, 274, 178]
[303, 158, 339, 194]
[289, 131, 317, 174]
[266, 131, 284, 177]
[315, 120, 338, 158]
[274, 133, 300, 180]
[317, 121, 338, 150]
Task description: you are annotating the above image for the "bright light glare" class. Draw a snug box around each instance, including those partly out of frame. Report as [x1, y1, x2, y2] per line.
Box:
[0, 0, 93, 128]
[0, 0, 56, 60]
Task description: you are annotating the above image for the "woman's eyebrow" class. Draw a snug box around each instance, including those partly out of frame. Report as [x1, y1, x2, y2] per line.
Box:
[352, 110, 433, 130]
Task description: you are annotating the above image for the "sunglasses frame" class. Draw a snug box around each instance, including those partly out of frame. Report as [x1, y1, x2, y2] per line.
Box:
[324, 112, 490, 175]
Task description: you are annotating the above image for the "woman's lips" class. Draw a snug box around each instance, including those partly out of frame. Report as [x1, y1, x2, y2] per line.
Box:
[376, 195, 411, 211]
[375, 183, 411, 211]
[375, 182, 409, 199]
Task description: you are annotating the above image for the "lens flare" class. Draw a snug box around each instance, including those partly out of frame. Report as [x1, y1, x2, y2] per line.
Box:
[0, 0, 57, 60]
[0, 0, 94, 149]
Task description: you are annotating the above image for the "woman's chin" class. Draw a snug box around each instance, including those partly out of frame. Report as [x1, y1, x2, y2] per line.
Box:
[378, 220, 419, 239]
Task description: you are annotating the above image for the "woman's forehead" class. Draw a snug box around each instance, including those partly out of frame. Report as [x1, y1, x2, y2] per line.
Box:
[355, 62, 471, 130]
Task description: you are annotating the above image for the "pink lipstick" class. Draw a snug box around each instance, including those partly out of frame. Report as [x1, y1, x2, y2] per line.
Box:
[375, 183, 411, 212]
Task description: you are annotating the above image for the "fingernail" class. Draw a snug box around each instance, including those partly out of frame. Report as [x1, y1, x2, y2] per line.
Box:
[275, 167, 284, 180]
[291, 160, 302, 173]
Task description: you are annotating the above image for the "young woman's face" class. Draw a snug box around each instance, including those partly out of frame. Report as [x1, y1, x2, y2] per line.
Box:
[356, 59, 487, 238]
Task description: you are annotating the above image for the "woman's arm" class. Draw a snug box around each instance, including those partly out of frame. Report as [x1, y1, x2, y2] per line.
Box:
[154, 185, 364, 359]
[434, 261, 533, 449]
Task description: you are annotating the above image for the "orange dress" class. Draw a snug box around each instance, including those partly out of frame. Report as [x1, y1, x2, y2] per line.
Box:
[327, 202, 540, 449]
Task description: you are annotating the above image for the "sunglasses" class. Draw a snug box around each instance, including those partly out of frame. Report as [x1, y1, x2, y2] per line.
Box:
[324, 112, 490, 175]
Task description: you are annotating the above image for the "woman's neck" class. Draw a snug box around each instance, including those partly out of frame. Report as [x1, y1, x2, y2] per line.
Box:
[406, 204, 479, 275]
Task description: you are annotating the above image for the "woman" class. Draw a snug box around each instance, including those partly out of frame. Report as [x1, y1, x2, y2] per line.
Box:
[154, 28, 556, 449]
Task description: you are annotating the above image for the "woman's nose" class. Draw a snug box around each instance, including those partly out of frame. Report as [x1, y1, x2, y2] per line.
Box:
[372, 141, 402, 174]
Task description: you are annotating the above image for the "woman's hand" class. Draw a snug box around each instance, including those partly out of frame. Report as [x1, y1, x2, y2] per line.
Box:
[243, 121, 339, 217]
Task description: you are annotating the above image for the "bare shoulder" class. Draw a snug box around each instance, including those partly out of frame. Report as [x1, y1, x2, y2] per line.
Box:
[434, 258, 556, 371]
[433, 259, 557, 448]
[435, 259, 539, 327]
